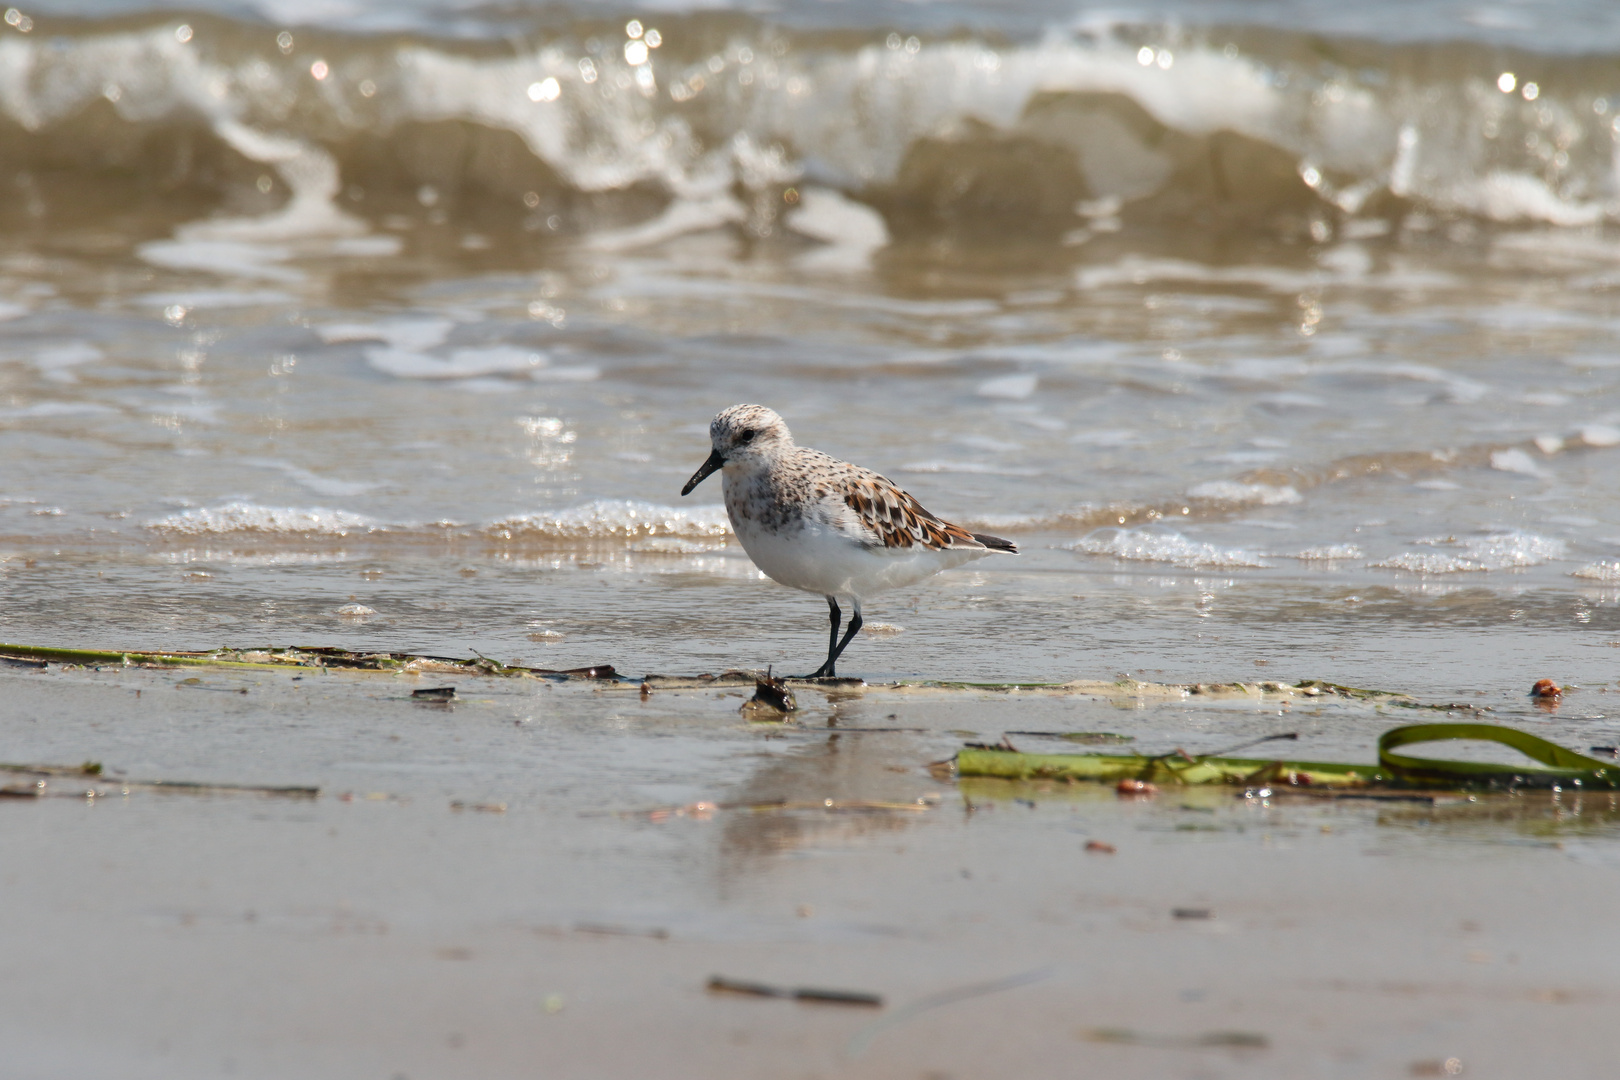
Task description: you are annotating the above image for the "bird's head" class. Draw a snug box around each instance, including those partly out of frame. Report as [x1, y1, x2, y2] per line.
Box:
[680, 404, 792, 495]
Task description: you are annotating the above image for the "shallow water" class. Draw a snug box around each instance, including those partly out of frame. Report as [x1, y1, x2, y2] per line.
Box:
[7, 2, 1620, 685]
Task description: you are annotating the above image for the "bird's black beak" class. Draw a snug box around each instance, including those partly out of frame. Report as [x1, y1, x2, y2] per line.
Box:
[680, 448, 725, 496]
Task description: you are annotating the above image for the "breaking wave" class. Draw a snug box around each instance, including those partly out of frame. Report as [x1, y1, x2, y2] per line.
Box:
[6, 9, 1620, 257]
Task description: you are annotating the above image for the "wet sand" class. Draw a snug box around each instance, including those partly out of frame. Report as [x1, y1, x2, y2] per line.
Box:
[3, 659, 1616, 1079]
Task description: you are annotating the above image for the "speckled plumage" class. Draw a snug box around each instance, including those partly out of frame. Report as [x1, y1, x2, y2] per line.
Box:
[680, 404, 1017, 677]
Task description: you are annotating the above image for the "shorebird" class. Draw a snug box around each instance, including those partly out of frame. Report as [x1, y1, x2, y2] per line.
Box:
[680, 404, 1017, 677]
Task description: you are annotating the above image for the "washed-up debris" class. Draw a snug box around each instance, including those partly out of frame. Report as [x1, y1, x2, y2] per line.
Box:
[956, 723, 1620, 792]
[708, 975, 882, 1007]
[413, 686, 457, 702]
[740, 670, 797, 717]
[1082, 1027, 1268, 1049]
[0, 760, 317, 798]
[1173, 907, 1213, 920]
[1084, 840, 1116, 853]
[0, 646, 1484, 712]
[1531, 678, 1563, 700]
[627, 674, 1421, 701]
[1293, 679, 1404, 700]
[1117, 779, 1158, 796]
[0, 642, 616, 680]
[449, 800, 505, 813]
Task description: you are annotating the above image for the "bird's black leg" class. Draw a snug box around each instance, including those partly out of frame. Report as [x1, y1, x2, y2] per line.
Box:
[824, 605, 863, 678]
[802, 596, 841, 679]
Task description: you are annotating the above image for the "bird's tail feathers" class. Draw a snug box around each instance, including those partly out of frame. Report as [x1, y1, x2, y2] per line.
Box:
[971, 532, 1018, 554]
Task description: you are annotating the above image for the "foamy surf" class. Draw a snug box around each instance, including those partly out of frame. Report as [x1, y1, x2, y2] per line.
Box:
[1369, 532, 1568, 574]
[146, 502, 377, 537]
[1068, 526, 1271, 569]
[485, 500, 731, 541]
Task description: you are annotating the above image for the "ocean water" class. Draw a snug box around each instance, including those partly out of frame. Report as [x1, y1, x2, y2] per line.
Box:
[5, 0, 1620, 687]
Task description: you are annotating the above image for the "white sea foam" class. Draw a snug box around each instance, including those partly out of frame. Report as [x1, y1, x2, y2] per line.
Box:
[1186, 480, 1303, 506]
[330, 236, 403, 257]
[1455, 171, 1606, 227]
[319, 318, 455, 350]
[584, 195, 747, 251]
[136, 239, 304, 283]
[448, 377, 516, 394]
[785, 187, 891, 271]
[1370, 531, 1567, 574]
[976, 373, 1039, 400]
[1322, 361, 1490, 404]
[1293, 544, 1364, 560]
[158, 550, 354, 566]
[1489, 448, 1546, 477]
[487, 500, 731, 540]
[365, 345, 546, 380]
[531, 365, 601, 382]
[0, 402, 118, 419]
[1076, 257, 1311, 293]
[33, 342, 103, 384]
[1571, 561, 1620, 583]
[146, 502, 375, 537]
[1069, 526, 1271, 569]
[243, 459, 378, 498]
[138, 290, 297, 308]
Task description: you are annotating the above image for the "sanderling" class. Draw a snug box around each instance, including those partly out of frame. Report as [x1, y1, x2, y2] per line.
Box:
[680, 404, 1017, 677]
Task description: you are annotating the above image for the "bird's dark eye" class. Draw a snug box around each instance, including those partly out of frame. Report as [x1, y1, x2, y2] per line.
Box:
[735, 428, 757, 445]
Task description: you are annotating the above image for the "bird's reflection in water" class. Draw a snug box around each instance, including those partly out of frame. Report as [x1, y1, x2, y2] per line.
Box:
[715, 731, 939, 893]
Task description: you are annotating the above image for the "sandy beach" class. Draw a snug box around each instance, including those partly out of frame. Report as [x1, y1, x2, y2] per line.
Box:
[3, 655, 1618, 1079]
